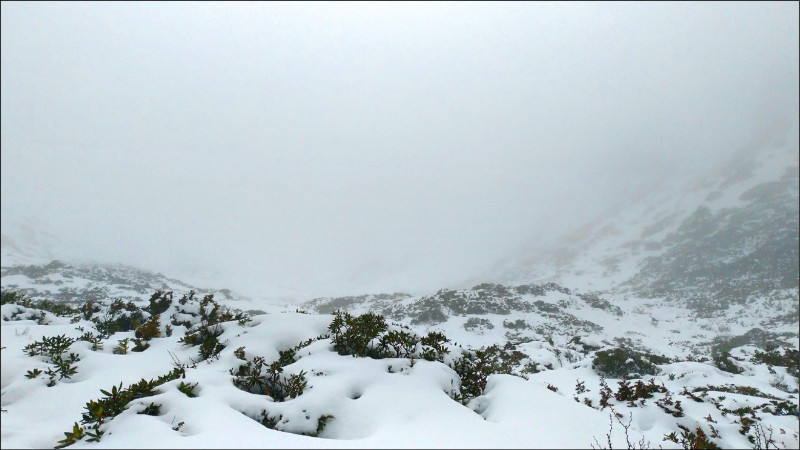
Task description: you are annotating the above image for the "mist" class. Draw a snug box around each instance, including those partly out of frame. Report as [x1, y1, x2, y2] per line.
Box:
[2, 2, 798, 300]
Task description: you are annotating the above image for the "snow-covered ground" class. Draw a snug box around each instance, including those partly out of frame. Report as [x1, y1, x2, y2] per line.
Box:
[1, 291, 797, 449]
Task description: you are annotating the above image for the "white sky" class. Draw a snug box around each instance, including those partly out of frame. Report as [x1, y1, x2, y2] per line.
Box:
[1, 2, 798, 300]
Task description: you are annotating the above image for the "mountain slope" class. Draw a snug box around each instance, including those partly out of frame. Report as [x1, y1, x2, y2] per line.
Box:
[495, 114, 799, 311]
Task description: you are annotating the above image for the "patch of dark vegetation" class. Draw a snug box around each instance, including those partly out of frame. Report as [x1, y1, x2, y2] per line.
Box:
[751, 345, 799, 380]
[592, 348, 669, 378]
[1, 290, 79, 318]
[463, 317, 494, 331]
[577, 293, 623, 316]
[56, 368, 187, 448]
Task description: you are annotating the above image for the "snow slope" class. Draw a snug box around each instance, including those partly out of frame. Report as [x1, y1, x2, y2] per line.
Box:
[1, 287, 798, 449]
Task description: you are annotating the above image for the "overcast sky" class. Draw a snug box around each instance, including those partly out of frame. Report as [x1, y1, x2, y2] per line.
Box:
[2, 2, 798, 300]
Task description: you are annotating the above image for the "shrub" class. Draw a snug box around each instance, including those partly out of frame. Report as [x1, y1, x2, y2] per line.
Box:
[113, 338, 130, 355]
[379, 330, 419, 359]
[614, 378, 666, 406]
[463, 317, 494, 331]
[175, 293, 248, 361]
[23, 334, 80, 386]
[752, 346, 799, 380]
[177, 381, 198, 397]
[1, 290, 27, 305]
[81, 300, 100, 320]
[231, 355, 307, 401]
[258, 411, 334, 437]
[78, 332, 104, 351]
[663, 425, 720, 449]
[329, 311, 387, 358]
[712, 351, 743, 374]
[57, 368, 186, 447]
[131, 338, 150, 353]
[592, 348, 667, 378]
[451, 346, 512, 405]
[91, 300, 148, 338]
[1, 290, 79, 317]
[134, 315, 161, 341]
[502, 319, 529, 330]
[420, 331, 450, 362]
[147, 291, 173, 316]
[180, 323, 224, 360]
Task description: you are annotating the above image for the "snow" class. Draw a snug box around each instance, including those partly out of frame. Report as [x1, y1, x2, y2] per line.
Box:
[2, 300, 797, 449]
[1, 114, 797, 449]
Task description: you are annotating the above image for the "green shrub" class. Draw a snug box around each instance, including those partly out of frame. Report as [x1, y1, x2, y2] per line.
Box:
[379, 330, 419, 359]
[131, 338, 150, 353]
[23, 334, 80, 386]
[175, 293, 248, 361]
[257, 411, 334, 437]
[752, 346, 799, 379]
[25, 368, 43, 379]
[502, 319, 529, 330]
[451, 346, 513, 405]
[57, 368, 186, 447]
[463, 317, 494, 331]
[56, 423, 85, 448]
[328, 311, 387, 358]
[93, 308, 147, 338]
[712, 351, 743, 374]
[231, 355, 308, 401]
[78, 332, 104, 351]
[81, 300, 100, 320]
[1, 290, 79, 317]
[1, 290, 31, 306]
[592, 348, 667, 378]
[147, 291, 173, 316]
[420, 331, 450, 362]
[138, 402, 161, 416]
[113, 338, 130, 355]
[134, 315, 161, 340]
[180, 323, 224, 360]
[178, 381, 198, 398]
[614, 378, 666, 406]
[663, 425, 720, 449]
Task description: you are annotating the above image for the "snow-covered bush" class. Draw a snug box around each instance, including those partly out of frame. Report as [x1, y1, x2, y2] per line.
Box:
[56, 368, 187, 448]
[231, 353, 308, 401]
[329, 311, 388, 358]
[177, 293, 249, 361]
[23, 334, 80, 386]
[592, 348, 668, 378]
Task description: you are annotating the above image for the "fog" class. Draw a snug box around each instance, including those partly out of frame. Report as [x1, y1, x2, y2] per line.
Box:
[1, 2, 798, 300]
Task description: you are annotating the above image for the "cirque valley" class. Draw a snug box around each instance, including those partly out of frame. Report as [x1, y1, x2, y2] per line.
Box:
[2, 3, 798, 449]
[1, 118, 798, 448]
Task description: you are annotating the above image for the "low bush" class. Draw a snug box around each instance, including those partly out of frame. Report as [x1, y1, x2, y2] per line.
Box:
[231, 354, 307, 401]
[451, 345, 514, 405]
[712, 351, 743, 374]
[147, 291, 173, 316]
[463, 317, 494, 331]
[663, 425, 720, 449]
[23, 334, 80, 386]
[752, 346, 799, 380]
[329, 311, 387, 358]
[177, 294, 247, 361]
[592, 348, 668, 378]
[134, 315, 161, 340]
[56, 368, 186, 448]
[1, 290, 79, 317]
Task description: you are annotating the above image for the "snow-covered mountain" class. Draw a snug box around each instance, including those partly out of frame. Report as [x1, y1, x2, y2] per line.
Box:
[0, 259, 254, 313]
[495, 115, 799, 307]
